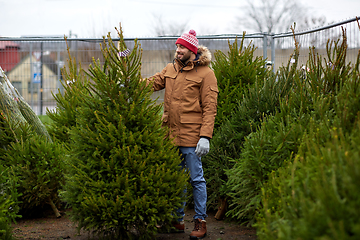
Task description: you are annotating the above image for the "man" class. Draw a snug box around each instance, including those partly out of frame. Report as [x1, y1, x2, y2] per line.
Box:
[146, 30, 218, 239]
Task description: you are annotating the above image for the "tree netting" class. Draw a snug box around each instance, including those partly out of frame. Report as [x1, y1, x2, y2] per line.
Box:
[0, 66, 51, 142]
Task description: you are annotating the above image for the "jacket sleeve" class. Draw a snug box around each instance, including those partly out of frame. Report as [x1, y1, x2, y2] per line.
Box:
[146, 66, 168, 91]
[200, 70, 219, 139]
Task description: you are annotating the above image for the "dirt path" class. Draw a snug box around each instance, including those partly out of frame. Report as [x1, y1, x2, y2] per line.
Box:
[12, 208, 257, 240]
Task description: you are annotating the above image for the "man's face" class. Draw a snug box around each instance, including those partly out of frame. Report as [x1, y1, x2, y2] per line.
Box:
[176, 44, 192, 62]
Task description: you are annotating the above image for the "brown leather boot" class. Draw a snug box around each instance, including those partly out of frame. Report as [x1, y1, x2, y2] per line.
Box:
[190, 218, 207, 239]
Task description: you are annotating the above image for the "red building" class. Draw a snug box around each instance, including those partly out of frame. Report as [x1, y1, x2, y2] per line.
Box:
[0, 41, 20, 72]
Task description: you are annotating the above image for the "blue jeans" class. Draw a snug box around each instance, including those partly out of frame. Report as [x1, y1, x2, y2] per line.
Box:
[176, 147, 208, 221]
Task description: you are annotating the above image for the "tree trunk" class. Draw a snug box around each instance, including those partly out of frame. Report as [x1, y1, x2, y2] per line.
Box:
[48, 197, 61, 218]
[214, 197, 228, 220]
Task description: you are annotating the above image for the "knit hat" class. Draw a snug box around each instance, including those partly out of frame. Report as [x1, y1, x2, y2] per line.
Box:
[175, 30, 198, 54]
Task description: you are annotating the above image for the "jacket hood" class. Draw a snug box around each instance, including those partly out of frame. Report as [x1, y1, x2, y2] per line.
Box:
[195, 45, 212, 66]
[174, 45, 212, 67]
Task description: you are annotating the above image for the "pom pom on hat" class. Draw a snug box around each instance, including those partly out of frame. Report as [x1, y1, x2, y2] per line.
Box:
[189, 29, 196, 36]
[175, 30, 199, 54]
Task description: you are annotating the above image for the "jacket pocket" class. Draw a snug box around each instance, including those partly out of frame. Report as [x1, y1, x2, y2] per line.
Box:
[184, 76, 202, 99]
[180, 115, 203, 124]
[164, 72, 177, 79]
[186, 75, 202, 84]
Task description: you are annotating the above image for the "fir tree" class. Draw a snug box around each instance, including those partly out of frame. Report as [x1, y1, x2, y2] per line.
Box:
[0, 68, 65, 221]
[47, 44, 90, 147]
[203, 34, 270, 214]
[256, 29, 360, 239]
[0, 162, 20, 240]
[5, 133, 65, 218]
[0, 108, 65, 218]
[62, 26, 188, 239]
[211, 32, 267, 129]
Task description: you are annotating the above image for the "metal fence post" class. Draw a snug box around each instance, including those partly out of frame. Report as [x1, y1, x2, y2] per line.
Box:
[40, 42, 43, 115]
[271, 33, 275, 73]
[263, 32, 267, 61]
[30, 43, 34, 109]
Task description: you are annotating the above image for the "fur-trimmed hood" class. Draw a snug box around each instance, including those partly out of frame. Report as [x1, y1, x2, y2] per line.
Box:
[194, 45, 212, 66]
[173, 45, 212, 67]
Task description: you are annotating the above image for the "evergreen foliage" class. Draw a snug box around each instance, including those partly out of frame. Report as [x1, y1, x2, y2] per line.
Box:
[61, 27, 188, 239]
[4, 133, 65, 218]
[226, 110, 308, 224]
[0, 97, 65, 218]
[203, 34, 269, 211]
[0, 100, 20, 239]
[0, 165, 20, 240]
[47, 44, 90, 147]
[0, 62, 65, 223]
[0, 109, 22, 157]
[223, 46, 313, 224]
[254, 28, 360, 239]
[212, 32, 267, 129]
[204, 27, 302, 214]
[223, 27, 359, 227]
[257, 123, 360, 240]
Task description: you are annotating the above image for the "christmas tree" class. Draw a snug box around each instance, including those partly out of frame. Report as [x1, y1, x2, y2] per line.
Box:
[0, 67, 51, 142]
[47, 45, 90, 147]
[0, 67, 63, 232]
[61, 26, 188, 239]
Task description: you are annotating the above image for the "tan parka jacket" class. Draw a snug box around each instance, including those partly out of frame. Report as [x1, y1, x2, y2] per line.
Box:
[147, 45, 218, 147]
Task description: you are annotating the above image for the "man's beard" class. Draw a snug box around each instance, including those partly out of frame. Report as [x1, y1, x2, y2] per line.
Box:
[179, 55, 191, 65]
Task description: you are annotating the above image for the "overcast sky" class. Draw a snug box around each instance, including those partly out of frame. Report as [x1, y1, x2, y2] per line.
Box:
[1, 0, 359, 38]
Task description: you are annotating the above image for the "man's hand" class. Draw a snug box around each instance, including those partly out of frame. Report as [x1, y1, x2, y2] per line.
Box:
[195, 137, 210, 157]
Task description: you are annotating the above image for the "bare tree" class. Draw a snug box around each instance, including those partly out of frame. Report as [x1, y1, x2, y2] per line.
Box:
[296, 15, 328, 34]
[234, 0, 310, 34]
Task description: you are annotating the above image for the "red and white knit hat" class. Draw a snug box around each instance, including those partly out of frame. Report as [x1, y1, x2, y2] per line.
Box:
[175, 30, 198, 54]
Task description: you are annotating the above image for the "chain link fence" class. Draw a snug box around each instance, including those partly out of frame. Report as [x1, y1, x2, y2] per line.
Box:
[0, 17, 359, 115]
